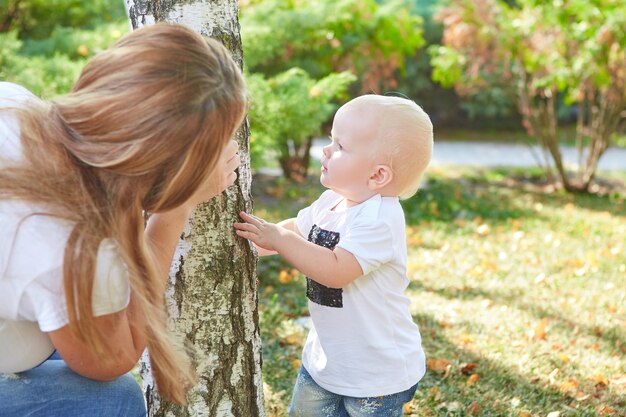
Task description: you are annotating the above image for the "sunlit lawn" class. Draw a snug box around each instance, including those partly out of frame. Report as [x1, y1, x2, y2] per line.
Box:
[253, 166, 626, 417]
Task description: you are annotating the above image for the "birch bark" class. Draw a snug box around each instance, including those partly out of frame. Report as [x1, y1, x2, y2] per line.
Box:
[125, 2, 264, 416]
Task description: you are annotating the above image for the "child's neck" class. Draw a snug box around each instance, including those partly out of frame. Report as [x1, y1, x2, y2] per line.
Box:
[333, 195, 370, 211]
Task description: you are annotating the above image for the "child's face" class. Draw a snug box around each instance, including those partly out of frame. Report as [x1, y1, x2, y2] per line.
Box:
[320, 102, 379, 202]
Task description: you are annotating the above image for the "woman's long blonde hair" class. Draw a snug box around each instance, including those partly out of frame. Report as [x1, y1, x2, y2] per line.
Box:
[0, 23, 247, 403]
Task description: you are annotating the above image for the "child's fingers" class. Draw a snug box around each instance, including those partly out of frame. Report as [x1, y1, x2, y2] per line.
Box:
[238, 211, 264, 225]
[235, 229, 257, 242]
[233, 222, 258, 233]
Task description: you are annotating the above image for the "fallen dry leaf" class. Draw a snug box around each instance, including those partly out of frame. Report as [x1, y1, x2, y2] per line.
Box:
[519, 412, 532, 417]
[428, 386, 442, 402]
[548, 368, 559, 384]
[609, 374, 626, 385]
[281, 333, 301, 346]
[557, 353, 571, 363]
[596, 405, 618, 416]
[427, 358, 452, 373]
[460, 363, 478, 375]
[575, 392, 590, 402]
[533, 318, 549, 340]
[467, 374, 480, 385]
[560, 378, 578, 393]
[592, 373, 609, 387]
[278, 270, 292, 284]
[466, 401, 480, 415]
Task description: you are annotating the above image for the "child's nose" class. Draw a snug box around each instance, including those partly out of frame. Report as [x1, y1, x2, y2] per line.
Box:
[323, 144, 332, 158]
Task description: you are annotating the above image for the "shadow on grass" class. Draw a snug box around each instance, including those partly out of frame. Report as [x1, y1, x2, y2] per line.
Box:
[413, 312, 614, 416]
[410, 280, 626, 370]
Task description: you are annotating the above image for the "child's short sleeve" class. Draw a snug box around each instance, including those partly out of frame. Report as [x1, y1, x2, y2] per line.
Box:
[335, 220, 394, 276]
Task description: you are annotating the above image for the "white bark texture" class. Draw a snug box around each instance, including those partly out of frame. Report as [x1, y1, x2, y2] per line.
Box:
[125, 1, 264, 416]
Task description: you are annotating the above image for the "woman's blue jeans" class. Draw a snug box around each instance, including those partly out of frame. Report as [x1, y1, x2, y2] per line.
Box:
[0, 352, 146, 417]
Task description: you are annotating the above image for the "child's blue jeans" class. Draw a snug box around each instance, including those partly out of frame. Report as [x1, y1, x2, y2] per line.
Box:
[288, 365, 418, 417]
[0, 352, 146, 417]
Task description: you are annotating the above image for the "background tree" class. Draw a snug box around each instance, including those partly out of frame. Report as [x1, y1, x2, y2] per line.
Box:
[247, 68, 355, 181]
[126, 1, 264, 416]
[430, 0, 626, 192]
[240, 0, 425, 180]
[240, 0, 424, 91]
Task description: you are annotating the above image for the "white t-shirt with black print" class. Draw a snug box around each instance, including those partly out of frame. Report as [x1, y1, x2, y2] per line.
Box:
[0, 82, 131, 373]
[296, 189, 426, 397]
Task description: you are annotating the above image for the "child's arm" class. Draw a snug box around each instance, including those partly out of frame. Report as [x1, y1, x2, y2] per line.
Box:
[234, 212, 363, 288]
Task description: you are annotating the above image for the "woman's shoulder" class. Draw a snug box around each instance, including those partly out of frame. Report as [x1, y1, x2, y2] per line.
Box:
[0, 82, 35, 102]
[0, 206, 73, 279]
[0, 82, 37, 163]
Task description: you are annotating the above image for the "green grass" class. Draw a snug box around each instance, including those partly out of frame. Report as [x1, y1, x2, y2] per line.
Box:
[253, 167, 626, 417]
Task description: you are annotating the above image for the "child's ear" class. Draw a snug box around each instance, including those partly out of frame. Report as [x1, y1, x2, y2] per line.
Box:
[367, 164, 393, 191]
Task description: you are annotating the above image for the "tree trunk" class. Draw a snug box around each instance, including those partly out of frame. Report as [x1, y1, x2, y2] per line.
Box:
[278, 136, 313, 182]
[125, 2, 265, 416]
[580, 88, 624, 190]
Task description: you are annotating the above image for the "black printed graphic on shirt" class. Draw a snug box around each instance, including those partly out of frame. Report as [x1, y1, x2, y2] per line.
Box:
[306, 224, 343, 308]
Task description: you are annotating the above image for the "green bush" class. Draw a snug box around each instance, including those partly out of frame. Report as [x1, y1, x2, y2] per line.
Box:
[1, 0, 127, 39]
[0, 0, 128, 99]
[247, 68, 356, 171]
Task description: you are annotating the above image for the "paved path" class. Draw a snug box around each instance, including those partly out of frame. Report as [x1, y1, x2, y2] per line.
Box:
[310, 139, 626, 171]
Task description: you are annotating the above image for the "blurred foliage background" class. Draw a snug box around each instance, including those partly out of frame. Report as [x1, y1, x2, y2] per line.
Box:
[0, 0, 128, 97]
[2, 0, 624, 186]
[2, 2, 624, 415]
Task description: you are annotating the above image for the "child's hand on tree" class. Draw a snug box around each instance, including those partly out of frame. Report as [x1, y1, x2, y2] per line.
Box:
[234, 212, 284, 253]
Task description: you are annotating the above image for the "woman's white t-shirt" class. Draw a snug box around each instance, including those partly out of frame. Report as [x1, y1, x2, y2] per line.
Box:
[296, 190, 426, 397]
[0, 82, 131, 373]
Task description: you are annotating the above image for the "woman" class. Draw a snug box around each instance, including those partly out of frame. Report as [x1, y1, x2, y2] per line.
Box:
[0, 23, 247, 416]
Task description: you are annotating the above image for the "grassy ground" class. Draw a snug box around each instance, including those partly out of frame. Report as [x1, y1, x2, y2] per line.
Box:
[252, 167, 626, 417]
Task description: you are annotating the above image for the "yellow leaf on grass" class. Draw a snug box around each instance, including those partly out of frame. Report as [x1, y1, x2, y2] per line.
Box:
[533, 318, 549, 340]
[428, 386, 442, 401]
[467, 373, 480, 385]
[592, 373, 609, 386]
[281, 334, 300, 346]
[560, 378, 578, 392]
[278, 270, 292, 284]
[427, 358, 451, 373]
[519, 412, 532, 417]
[558, 353, 571, 363]
[289, 359, 301, 369]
